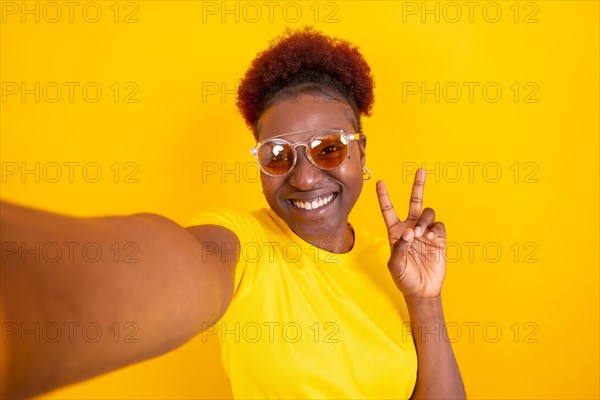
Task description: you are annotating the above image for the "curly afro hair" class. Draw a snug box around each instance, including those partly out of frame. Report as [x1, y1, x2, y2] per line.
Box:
[237, 27, 375, 139]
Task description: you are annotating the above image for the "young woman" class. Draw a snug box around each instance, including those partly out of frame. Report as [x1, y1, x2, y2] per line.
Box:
[0, 28, 465, 399]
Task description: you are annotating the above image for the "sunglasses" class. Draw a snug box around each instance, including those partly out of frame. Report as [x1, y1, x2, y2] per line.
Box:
[250, 129, 365, 177]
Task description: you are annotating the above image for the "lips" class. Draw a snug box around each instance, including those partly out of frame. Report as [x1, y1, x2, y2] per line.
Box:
[288, 192, 338, 210]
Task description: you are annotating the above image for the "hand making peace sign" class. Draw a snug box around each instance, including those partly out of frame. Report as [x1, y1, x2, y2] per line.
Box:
[376, 168, 447, 299]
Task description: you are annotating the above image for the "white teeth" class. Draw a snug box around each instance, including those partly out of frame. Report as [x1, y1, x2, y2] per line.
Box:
[291, 194, 335, 210]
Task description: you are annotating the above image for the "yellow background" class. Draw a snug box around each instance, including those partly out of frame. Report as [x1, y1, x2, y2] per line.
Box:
[1, 0, 598, 398]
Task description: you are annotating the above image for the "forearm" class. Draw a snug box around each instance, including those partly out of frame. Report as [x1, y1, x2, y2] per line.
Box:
[0, 201, 230, 398]
[407, 296, 465, 399]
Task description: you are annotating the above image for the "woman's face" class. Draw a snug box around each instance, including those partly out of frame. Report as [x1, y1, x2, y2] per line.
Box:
[256, 93, 366, 249]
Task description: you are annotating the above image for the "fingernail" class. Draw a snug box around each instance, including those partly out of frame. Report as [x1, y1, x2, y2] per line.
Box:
[415, 227, 422, 237]
[426, 232, 434, 239]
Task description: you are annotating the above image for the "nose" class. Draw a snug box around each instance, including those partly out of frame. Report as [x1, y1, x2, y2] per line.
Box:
[287, 146, 321, 190]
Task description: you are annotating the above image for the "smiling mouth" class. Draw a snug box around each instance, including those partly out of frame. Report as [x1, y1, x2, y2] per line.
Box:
[288, 192, 338, 210]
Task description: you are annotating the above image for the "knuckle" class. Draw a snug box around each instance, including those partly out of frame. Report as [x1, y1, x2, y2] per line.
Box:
[435, 221, 445, 230]
[423, 207, 436, 219]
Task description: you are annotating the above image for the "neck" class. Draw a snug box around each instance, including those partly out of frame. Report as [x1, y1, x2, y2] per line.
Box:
[304, 223, 355, 254]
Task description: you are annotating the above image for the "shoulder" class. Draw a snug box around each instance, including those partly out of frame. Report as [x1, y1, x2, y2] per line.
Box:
[186, 207, 257, 227]
[185, 208, 271, 245]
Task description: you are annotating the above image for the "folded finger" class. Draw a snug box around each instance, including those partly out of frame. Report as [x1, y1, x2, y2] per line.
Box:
[414, 207, 435, 237]
[425, 221, 446, 240]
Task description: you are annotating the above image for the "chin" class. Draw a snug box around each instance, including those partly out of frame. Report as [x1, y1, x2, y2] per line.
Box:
[279, 199, 349, 245]
[290, 218, 340, 242]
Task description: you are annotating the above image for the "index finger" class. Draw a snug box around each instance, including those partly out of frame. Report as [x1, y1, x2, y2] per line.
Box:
[376, 180, 401, 230]
[406, 168, 426, 222]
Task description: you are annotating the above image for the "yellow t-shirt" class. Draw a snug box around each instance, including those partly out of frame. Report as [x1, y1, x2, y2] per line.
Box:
[187, 208, 417, 399]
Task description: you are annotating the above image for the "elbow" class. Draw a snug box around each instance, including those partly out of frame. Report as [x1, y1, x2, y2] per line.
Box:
[129, 212, 234, 332]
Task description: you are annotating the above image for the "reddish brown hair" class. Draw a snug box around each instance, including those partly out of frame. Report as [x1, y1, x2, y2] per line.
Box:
[237, 27, 375, 139]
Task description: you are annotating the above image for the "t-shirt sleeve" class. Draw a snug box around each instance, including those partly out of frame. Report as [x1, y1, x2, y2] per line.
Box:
[185, 208, 259, 298]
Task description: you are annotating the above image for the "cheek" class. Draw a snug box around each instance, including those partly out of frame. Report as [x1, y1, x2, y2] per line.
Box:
[260, 173, 282, 196]
[345, 147, 365, 179]
[330, 148, 364, 190]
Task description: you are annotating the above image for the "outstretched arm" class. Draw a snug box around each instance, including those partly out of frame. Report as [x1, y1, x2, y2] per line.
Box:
[377, 168, 466, 399]
[0, 201, 238, 398]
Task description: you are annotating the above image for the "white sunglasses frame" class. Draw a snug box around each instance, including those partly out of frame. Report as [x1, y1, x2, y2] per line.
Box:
[250, 129, 364, 177]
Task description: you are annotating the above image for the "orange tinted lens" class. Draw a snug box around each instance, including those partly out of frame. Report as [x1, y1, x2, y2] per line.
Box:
[308, 132, 349, 169]
[257, 141, 294, 175]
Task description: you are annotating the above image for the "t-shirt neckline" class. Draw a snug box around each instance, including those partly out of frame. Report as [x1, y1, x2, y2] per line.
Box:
[262, 208, 363, 263]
